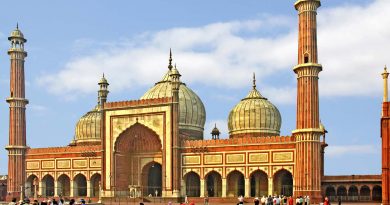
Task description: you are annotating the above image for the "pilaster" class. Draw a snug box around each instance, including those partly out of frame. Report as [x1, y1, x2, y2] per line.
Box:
[268, 177, 273, 196]
[200, 179, 205, 197]
[245, 178, 250, 197]
[222, 178, 227, 197]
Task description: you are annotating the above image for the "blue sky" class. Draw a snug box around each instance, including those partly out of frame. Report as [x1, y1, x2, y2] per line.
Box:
[0, 0, 387, 175]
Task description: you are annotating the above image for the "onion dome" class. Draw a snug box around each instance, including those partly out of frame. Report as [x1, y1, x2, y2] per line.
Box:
[140, 50, 206, 139]
[228, 73, 282, 138]
[8, 23, 26, 42]
[74, 106, 102, 145]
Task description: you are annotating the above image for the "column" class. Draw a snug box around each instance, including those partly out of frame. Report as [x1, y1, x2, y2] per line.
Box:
[245, 178, 250, 197]
[268, 177, 273, 196]
[70, 180, 74, 197]
[39, 181, 44, 197]
[54, 180, 58, 197]
[200, 179, 205, 197]
[87, 180, 91, 197]
[222, 178, 227, 197]
[181, 179, 186, 197]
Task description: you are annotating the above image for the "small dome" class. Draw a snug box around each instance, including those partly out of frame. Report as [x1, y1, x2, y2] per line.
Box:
[228, 75, 282, 138]
[211, 124, 221, 136]
[74, 107, 101, 145]
[141, 69, 206, 139]
[8, 26, 26, 42]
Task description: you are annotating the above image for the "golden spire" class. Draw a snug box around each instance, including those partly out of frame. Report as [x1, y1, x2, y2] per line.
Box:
[168, 48, 173, 70]
[382, 65, 389, 102]
[16, 22, 19, 29]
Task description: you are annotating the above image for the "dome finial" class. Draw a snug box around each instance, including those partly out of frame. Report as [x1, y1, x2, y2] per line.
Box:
[253, 72, 256, 89]
[168, 48, 173, 70]
[16, 22, 19, 29]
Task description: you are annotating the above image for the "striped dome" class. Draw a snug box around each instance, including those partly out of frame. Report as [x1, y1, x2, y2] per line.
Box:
[141, 69, 206, 139]
[74, 106, 101, 144]
[228, 76, 281, 138]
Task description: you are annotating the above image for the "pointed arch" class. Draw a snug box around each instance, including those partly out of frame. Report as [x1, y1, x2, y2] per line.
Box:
[227, 170, 245, 197]
[114, 122, 162, 153]
[57, 174, 70, 197]
[250, 170, 268, 197]
[184, 171, 200, 197]
[73, 174, 87, 197]
[141, 161, 162, 197]
[25, 174, 38, 198]
[205, 171, 222, 197]
[42, 174, 55, 197]
[90, 173, 101, 197]
[273, 169, 293, 196]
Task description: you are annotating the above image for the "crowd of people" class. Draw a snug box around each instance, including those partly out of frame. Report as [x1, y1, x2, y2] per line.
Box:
[7, 197, 86, 205]
[251, 195, 310, 205]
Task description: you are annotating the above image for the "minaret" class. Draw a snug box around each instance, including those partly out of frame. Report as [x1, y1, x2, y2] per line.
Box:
[5, 24, 28, 201]
[170, 62, 181, 197]
[292, 0, 323, 202]
[381, 66, 390, 205]
[98, 73, 109, 109]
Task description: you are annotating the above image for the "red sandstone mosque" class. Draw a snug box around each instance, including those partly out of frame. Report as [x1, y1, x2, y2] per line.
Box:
[3, 0, 386, 204]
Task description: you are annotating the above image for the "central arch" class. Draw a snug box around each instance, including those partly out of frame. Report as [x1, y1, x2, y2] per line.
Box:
[273, 169, 293, 196]
[142, 162, 162, 196]
[114, 123, 162, 190]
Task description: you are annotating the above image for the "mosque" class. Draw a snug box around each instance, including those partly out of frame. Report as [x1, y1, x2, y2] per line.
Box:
[3, 0, 384, 204]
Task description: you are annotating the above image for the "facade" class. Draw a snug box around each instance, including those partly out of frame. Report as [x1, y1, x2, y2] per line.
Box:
[3, 0, 383, 204]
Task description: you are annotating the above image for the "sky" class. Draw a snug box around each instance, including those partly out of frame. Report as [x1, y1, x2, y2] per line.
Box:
[0, 0, 387, 175]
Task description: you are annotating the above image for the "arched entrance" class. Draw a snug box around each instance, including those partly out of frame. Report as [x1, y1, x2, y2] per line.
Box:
[25, 175, 38, 198]
[227, 171, 245, 197]
[273, 169, 293, 196]
[115, 123, 162, 191]
[360, 185, 370, 201]
[348, 186, 358, 201]
[372, 185, 382, 201]
[337, 186, 347, 201]
[74, 174, 87, 197]
[42, 175, 54, 197]
[325, 186, 336, 201]
[184, 172, 200, 197]
[206, 171, 222, 197]
[250, 170, 268, 197]
[57, 174, 70, 197]
[142, 162, 162, 196]
[90, 173, 101, 197]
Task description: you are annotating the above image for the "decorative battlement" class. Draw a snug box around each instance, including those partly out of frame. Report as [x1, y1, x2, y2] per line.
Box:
[26, 145, 102, 155]
[104, 97, 172, 109]
[181, 136, 295, 147]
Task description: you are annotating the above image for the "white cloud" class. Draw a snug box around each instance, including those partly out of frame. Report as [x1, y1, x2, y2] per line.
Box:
[326, 144, 379, 157]
[37, 0, 390, 103]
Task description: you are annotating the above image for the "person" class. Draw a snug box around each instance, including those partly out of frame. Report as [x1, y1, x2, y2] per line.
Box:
[69, 199, 75, 205]
[238, 195, 244, 205]
[155, 189, 158, 197]
[306, 196, 310, 205]
[59, 199, 64, 205]
[261, 196, 266, 205]
[8, 198, 17, 205]
[267, 195, 273, 205]
[338, 197, 341, 205]
[323, 197, 330, 205]
[295, 196, 300, 205]
[80, 199, 86, 205]
[204, 195, 209, 205]
[185, 195, 189, 204]
[254, 197, 260, 205]
[288, 196, 293, 205]
[33, 200, 39, 205]
[168, 201, 172, 205]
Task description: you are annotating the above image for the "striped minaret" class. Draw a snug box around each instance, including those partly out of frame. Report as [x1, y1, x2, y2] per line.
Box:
[292, 0, 323, 202]
[5, 24, 28, 201]
[381, 66, 390, 205]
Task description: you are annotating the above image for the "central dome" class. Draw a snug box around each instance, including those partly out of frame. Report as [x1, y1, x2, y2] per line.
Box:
[141, 57, 206, 139]
[228, 74, 282, 138]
